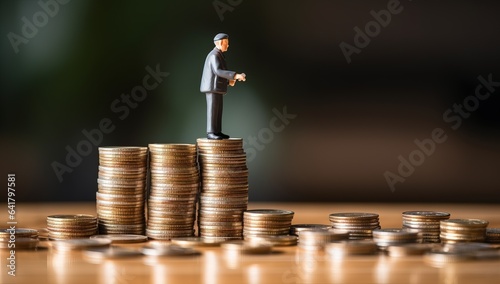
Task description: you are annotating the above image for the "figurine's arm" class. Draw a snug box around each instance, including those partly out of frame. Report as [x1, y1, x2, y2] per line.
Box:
[211, 54, 236, 80]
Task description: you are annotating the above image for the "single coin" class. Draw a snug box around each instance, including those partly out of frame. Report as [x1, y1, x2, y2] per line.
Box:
[90, 234, 148, 244]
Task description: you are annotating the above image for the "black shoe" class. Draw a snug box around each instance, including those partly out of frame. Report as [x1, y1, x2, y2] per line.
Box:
[217, 132, 230, 139]
[207, 132, 224, 140]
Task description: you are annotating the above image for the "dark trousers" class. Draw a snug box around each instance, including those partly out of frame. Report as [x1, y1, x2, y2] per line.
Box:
[206, 93, 223, 134]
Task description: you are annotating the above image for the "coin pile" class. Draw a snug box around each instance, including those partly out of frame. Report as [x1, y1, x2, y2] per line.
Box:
[243, 209, 294, 239]
[0, 228, 38, 249]
[146, 144, 199, 240]
[402, 211, 450, 243]
[329, 213, 380, 240]
[97, 146, 148, 235]
[372, 228, 419, 249]
[47, 215, 97, 240]
[486, 228, 500, 243]
[298, 230, 349, 250]
[440, 219, 488, 243]
[197, 138, 249, 240]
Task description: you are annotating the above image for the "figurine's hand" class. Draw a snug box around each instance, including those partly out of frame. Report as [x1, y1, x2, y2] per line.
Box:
[229, 80, 236, 86]
[235, 73, 246, 82]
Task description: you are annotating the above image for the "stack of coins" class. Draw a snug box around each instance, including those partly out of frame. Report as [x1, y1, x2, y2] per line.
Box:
[486, 228, 500, 243]
[243, 209, 294, 239]
[146, 144, 199, 240]
[372, 228, 419, 249]
[0, 228, 38, 249]
[197, 138, 249, 240]
[47, 215, 97, 240]
[440, 219, 488, 243]
[329, 213, 380, 240]
[402, 211, 450, 243]
[298, 230, 349, 250]
[97, 146, 148, 235]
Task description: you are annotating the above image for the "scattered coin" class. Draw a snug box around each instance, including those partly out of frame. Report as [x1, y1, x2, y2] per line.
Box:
[90, 234, 148, 244]
[141, 244, 201, 257]
[0, 238, 39, 250]
[298, 230, 349, 250]
[83, 247, 142, 259]
[0, 228, 38, 239]
[387, 243, 435, 257]
[50, 238, 111, 251]
[246, 235, 298, 246]
[170, 237, 224, 247]
[221, 240, 273, 254]
[325, 240, 378, 256]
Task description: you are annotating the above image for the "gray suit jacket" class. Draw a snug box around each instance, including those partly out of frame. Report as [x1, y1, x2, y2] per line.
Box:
[200, 48, 236, 94]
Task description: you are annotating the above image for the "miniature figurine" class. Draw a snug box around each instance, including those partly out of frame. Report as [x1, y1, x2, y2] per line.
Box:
[200, 33, 246, 140]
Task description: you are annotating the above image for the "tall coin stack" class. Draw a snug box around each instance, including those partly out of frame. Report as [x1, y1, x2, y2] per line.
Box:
[97, 146, 148, 235]
[440, 219, 488, 243]
[402, 211, 450, 243]
[329, 213, 381, 240]
[243, 209, 295, 239]
[146, 144, 199, 240]
[196, 138, 249, 240]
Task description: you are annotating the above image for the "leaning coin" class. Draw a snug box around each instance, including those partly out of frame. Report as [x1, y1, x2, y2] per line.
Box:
[90, 234, 148, 244]
[141, 244, 201, 257]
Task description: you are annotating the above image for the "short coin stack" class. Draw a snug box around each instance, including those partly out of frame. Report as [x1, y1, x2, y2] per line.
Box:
[372, 228, 419, 249]
[329, 213, 380, 240]
[197, 138, 249, 240]
[243, 209, 294, 239]
[97, 146, 148, 235]
[402, 211, 450, 243]
[0, 228, 38, 249]
[486, 228, 500, 243]
[47, 215, 97, 240]
[147, 144, 199, 240]
[440, 219, 489, 243]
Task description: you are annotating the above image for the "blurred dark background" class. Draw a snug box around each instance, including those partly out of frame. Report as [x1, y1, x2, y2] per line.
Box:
[1, 0, 499, 203]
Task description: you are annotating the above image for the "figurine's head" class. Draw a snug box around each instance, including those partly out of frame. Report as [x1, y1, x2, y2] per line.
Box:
[214, 33, 229, 52]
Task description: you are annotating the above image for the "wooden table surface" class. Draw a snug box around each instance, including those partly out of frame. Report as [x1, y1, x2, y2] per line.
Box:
[1, 202, 500, 284]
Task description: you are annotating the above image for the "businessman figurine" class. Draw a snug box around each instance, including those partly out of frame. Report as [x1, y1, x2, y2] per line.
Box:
[200, 33, 246, 140]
